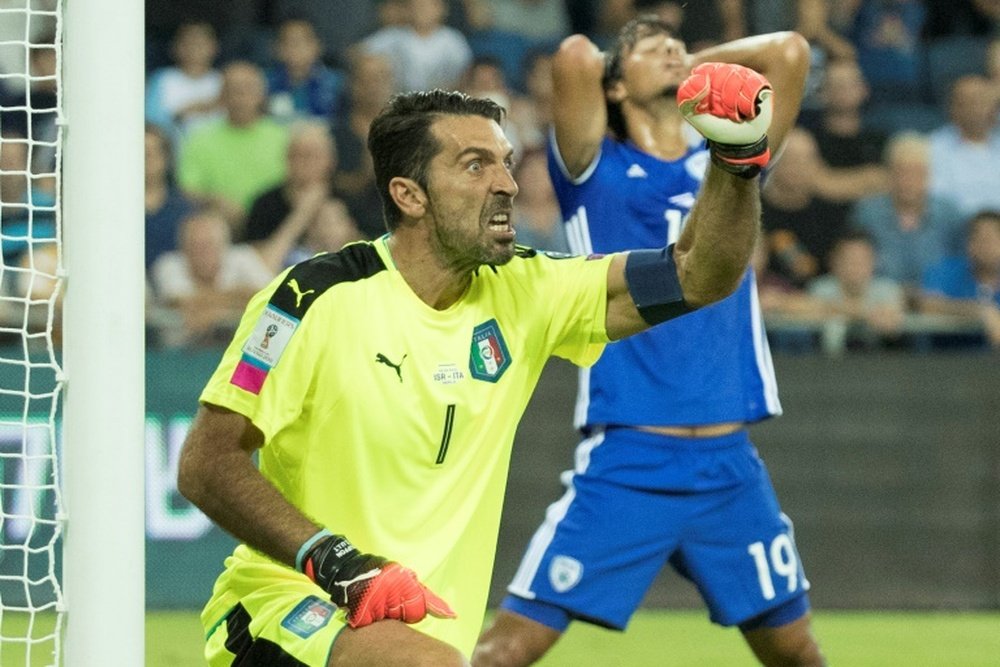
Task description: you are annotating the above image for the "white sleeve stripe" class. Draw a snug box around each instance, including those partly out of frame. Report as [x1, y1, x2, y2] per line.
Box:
[549, 126, 602, 186]
[749, 271, 782, 416]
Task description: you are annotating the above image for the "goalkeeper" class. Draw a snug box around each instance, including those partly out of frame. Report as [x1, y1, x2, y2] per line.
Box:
[473, 18, 824, 667]
[179, 72, 772, 665]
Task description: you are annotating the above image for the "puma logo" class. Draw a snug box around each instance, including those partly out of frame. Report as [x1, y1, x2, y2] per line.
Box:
[287, 278, 316, 308]
[375, 353, 407, 382]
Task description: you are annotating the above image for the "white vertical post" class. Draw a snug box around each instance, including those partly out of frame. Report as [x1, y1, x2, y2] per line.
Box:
[62, 0, 145, 663]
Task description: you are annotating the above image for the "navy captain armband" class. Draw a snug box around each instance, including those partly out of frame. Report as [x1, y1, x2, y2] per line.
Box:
[624, 244, 696, 325]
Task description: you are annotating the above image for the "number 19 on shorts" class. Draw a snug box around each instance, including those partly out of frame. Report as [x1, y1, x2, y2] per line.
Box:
[747, 533, 807, 601]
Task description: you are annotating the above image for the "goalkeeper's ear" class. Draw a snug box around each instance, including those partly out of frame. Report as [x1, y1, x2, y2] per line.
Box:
[388, 176, 428, 220]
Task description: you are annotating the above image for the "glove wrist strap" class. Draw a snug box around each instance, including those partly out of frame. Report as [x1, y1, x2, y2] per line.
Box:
[708, 136, 770, 179]
[296, 528, 334, 572]
[302, 533, 357, 585]
[298, 530, 362, 589]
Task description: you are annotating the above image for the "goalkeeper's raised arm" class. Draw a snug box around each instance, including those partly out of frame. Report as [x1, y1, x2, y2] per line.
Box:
[603, 61, 774, 340]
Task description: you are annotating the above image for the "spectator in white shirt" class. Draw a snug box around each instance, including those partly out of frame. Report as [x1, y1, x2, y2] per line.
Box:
[362, 0, 473, 93]
[928, 75, 1000, 218]
[150, 209, 273, 346]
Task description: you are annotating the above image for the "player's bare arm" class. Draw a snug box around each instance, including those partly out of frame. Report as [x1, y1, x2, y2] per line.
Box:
[178, 403, 319, 566]
[550, 34, 608, 177]
[690, 31, 810, 154]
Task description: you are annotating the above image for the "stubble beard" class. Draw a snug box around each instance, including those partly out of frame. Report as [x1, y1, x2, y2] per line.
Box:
[430, 211, 515, 275]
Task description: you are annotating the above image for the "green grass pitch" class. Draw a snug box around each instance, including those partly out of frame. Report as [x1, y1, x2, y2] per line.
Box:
[4, 609, 998, 664]
[140, 609, 998, 666]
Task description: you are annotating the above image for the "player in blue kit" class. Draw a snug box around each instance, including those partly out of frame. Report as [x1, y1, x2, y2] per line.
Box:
[473, 18, 825, 667]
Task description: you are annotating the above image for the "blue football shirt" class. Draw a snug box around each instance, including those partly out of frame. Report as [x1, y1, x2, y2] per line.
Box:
[549, 134, 781, 427]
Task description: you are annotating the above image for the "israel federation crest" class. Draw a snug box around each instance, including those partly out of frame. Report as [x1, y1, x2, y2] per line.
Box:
[549, 555, 583, 593]
[469, 318, 511, 382]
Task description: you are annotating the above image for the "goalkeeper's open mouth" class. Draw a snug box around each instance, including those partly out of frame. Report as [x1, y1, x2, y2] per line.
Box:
[487, 211, 515, 242]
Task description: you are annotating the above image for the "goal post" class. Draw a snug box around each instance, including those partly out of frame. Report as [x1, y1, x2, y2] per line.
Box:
[62, 0, 145, 663]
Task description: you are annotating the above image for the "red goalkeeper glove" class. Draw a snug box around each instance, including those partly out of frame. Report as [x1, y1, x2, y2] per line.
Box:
[677, 62, 773, 178]
[299, 532, 456, 628]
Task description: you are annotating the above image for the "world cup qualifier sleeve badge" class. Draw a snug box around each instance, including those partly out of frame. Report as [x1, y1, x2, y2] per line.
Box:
[469, 318, 512, 382]
[231, 304, 300, 394]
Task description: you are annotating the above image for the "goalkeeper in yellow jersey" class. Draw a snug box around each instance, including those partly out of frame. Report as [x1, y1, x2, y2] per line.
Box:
[179, 75, 773, 665]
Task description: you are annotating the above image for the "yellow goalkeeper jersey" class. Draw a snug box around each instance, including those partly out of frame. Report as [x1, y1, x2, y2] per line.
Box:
[199, 237, 613, 655]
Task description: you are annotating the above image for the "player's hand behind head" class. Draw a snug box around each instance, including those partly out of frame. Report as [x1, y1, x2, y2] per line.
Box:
[302, 534, 456, 628]
[677, 62, 773, 178]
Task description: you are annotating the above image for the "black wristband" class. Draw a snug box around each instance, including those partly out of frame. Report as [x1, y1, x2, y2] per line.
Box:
[299, 532, 357, 584]
[708, 136, 769, 179]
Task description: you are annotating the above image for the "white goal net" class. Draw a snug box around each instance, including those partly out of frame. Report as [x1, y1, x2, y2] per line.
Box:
[0, 0, 65, 664]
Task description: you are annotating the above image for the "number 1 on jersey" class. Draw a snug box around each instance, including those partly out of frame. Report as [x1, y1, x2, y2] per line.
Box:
[435, 404, 456, 465]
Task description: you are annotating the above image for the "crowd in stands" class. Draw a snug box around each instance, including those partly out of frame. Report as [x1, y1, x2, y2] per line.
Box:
[2, 0, 999, 352]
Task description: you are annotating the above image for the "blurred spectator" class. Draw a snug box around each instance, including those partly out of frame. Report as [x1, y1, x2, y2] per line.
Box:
[361, 0, 473, 93]
[460, 0, 568, 85]
[0, 241, 62, 348]
[265, 15, 347, 124]
[752, 234, 828, 353]
[801, 58, 889, 205]
[752, 235, 823, 319]
[920, 209, 1000, 348]
[507, 48, 554, 154]
[973, 0, 1000, 22]
[461, 0, 569, 42]
[923, 0, 999, 39]
[744, 2, 856, 111]
[243, 120, 341, 254]
[0, 1, 52, 90]
[268, 1, 380, 67]
[280, 198, 365, 268]
[144, 22, 223, 143]
[985, 37, 1000, 91]
[176, 61, 289, 229]
[145, 123, 195, 271]
[847, 0, 927, 104]
[805, 59, 886, 168]
[331, 50, 397, 238]
[597, 0, 745, 51]
[928, 75, 1000, 219]
[851, 132, 966, 297]
[509, 149, 568, 253]
[790, 0, 857, 61]
[459, 56, 525, 159]
[144, 0, 269, 69]
[0, 132, 56, 265]
[374, 0, 410, 28]
[149, 209, 273, 347]
[0, 30, 59, 190]
[762, 128, 851, 286]
[808, 229, 907, 351]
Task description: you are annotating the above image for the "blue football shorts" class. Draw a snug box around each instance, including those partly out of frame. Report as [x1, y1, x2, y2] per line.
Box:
[503, 427, 811, 631]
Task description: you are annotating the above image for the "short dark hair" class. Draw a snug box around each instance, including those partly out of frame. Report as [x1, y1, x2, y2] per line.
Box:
[603, 15, 678, 140]
[833, 227, 874, 250]
[969, 209, 1000, 230]
[367, 89, 505, 231]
